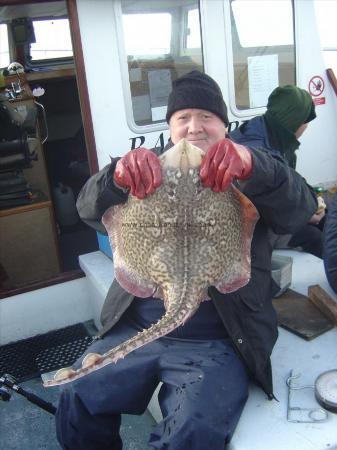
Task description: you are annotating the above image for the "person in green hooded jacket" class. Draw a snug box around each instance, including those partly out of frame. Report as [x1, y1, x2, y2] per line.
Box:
[230, 85, 325, 258]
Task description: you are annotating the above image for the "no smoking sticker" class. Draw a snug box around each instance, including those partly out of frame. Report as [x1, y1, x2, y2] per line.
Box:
[308, 76, 325, 97]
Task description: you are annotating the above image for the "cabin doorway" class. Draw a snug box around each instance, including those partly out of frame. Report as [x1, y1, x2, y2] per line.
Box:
[0, 0, 99, 295]
[42, 73, 98, 272]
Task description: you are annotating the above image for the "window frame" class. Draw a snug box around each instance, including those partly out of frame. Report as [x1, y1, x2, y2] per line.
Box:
[224, 0, 296, 118]
[23, 16, 74, 69]
[179, 5, 202, 57]
[0, 22, 11, 69]
[114, 1, 167, 134]
[114, 0, 204, 134]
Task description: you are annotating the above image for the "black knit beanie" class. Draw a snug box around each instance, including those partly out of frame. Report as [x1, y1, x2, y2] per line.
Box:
[166, 70, 229, 126]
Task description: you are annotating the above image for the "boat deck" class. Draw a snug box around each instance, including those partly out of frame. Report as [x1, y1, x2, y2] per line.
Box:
[0, 377, 156, 449]
[1, 249, 337, 449]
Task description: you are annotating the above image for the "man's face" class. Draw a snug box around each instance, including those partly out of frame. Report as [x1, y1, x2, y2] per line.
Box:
[295, 122, 308, 139]
[169, 108, 227, 152]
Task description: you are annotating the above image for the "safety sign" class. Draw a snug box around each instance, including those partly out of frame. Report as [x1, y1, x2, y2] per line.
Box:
[308, 76, 325, 97]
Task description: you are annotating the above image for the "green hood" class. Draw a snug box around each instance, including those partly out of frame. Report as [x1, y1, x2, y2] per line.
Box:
[264, 85, 316, 168]
[266, 85, 316, 132]
[264, 113, 300, 168]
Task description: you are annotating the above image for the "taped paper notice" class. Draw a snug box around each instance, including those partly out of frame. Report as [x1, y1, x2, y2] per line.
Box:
[132, 95, 151, 122]
[151, 106, 167, 122]
[148, 69, 172, 107]
[248, 54, 279, 108]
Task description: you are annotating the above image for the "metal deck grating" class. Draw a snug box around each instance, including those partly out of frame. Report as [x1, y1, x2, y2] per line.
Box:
[0, 323, 93, 382]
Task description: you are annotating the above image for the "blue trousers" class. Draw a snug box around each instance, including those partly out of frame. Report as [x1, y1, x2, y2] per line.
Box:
[55, 318, 249, 449]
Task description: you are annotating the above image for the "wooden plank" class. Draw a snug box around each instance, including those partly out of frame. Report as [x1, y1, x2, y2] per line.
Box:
[4, 68, 75, 85]
[308, 284, 337, 325]
[272, 289, 334, 340]
[26, 68, 76, 82]
[0, 191, 50, 217]
[0, 270, 85, 300]
[0, 200, 51, 217]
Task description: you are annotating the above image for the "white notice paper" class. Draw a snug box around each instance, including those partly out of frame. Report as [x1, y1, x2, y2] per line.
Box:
[151, 106, 167, 122]
[248, 54, 279, 108]
[148, 69, 172, 107]
[132, 95, 151, 122]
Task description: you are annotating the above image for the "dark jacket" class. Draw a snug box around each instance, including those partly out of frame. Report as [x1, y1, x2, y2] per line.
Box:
[323, 192, 337, 293]
[230, 116, 299, 168]
[76, 144, 317, 398]
[230, 117, 325, 260]
[230, 117, 276, 155]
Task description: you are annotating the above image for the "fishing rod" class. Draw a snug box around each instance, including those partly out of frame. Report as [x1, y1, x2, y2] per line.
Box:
[0, 373, 56, 415]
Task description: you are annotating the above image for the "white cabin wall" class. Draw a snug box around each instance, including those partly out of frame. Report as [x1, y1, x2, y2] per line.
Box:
[76, 0, 170, 166]
[206, 0, 337, 188]
[198, 0, 231, 112]
[76, 0, 126, 166]
[76, 0, 337, 187]
[293, 0, 337, 187]
[0, 278, 93, 345]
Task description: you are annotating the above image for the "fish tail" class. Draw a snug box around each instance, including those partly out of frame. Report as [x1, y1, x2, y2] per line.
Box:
[44, 288, 202, 387]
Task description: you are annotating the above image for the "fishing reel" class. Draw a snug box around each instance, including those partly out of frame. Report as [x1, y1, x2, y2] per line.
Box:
[0, 373, 56, 415]
[0, 374, 15, 401]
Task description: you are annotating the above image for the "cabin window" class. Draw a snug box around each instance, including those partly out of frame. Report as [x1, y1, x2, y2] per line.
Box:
[119, 0, 203, 129]
[0, 24, 10, 68]
[229, 0, 295, 111]
[27, 18, 73, 65]
[314, 0, 337, 76]
[123, 13, 171, 56]
[183, 8, 201, 52]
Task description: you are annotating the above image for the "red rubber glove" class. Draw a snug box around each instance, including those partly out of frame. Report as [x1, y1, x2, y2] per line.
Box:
[199, 139, 253, 192]
[114, 148, 162, 199]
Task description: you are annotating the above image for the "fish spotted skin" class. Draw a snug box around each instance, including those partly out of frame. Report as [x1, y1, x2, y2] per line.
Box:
[44, 140, 258, 387]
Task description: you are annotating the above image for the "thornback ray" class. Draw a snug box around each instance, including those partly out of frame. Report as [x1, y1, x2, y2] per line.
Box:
[44, 139, 259, 387]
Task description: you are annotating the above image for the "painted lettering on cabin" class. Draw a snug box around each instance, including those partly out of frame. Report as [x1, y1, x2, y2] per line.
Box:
[129, 132, 165, 150]
[129, 136, 145, 150]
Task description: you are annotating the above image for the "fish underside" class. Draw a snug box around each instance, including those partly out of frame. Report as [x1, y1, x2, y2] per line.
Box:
[44, 139, 259, 387]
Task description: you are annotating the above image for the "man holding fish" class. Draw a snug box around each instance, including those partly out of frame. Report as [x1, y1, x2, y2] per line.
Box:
[55, 71, 317, 450]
